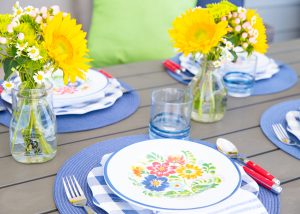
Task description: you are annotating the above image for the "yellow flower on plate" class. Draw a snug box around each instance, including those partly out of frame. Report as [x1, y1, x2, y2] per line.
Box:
[43, 12, 91, 84]
[169, 8, 228, 55]
[176, 164, 203, 179]
[246, 9, 268, 54]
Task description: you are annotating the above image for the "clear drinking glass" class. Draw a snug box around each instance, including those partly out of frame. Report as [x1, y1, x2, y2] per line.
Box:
[148, 88, 192, 140]
[223, 53, 257, 97]
[9, 83, 57, 163]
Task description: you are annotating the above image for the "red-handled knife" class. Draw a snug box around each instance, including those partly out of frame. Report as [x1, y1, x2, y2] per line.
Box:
[98, 69, 113, 79]
[243, 166, 282, 194]
[163, 60, 193, 80]
[98, 69, 128, 93]
[244, 160, 280, 185]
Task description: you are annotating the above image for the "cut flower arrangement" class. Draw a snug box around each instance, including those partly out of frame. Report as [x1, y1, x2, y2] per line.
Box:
[0, 2, 90, 163]
[169, 0, 267, 122]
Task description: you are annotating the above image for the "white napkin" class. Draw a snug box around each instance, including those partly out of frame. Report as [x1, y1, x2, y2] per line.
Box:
[88, 154, 267, 214]
[286, 111, 300, 141]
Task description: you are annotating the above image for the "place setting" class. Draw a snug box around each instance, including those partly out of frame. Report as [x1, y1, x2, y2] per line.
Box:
[163, 52, 298, 97]
[0, 68, 140, 133]
[54, 86, 281, 214]
[260, 99, 300, 160]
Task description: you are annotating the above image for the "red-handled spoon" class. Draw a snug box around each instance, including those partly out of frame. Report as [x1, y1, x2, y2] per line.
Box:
[216, 138, 281, 186]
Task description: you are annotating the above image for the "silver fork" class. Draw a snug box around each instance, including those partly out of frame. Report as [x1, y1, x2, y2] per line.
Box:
[62, 175, 97, 214]
[272, 123, 300, 148]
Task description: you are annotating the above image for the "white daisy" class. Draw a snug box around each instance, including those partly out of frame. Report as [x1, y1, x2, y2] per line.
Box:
[13, 7, 23, 17]
[24, 6, 34, 14]
[213, 61, 221, 68]
[27, 46, 41, 60]
[238, 7, 247, 14]
[33, 71, 46, 84]
[16, 42, 28, 51]
[2, 81, 15, 92]
[225, 41, 233, 50]
[225, 51, 234, 62]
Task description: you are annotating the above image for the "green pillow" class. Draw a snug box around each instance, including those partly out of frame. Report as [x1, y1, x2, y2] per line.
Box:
[88, 0, 197, 67]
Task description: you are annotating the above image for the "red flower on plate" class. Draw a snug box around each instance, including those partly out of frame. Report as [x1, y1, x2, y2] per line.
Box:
[166, 155, 185, 166]
[147, 162, 176, 177]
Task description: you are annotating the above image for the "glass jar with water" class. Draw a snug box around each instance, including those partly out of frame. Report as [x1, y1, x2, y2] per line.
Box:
[9, 83, 57, 163]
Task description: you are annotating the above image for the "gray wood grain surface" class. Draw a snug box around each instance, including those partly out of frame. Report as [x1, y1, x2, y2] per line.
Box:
[0, 39, 300, 214]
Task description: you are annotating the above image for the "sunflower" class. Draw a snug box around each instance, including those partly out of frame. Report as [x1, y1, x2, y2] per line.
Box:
[246, 9, 268, 54]
[43, 12, 90, 83]
[169, 8, 228, 55]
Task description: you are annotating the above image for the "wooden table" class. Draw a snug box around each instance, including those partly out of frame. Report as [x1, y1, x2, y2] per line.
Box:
[0, 39, 300, 214]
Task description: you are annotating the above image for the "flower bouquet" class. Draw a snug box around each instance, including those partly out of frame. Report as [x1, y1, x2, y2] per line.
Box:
[169, 0, 267, 122]
[0, 2, 90, 163]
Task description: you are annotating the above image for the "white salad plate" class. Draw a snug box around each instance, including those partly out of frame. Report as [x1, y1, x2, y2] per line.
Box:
[104, 139, 241, 212]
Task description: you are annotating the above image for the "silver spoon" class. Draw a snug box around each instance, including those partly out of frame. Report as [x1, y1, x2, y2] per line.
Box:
[216, 138, 280, 185]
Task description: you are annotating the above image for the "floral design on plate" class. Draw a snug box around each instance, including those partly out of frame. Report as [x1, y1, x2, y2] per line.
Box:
[129, 150, 222, 198]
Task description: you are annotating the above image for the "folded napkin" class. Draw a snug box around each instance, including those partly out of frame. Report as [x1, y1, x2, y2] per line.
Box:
[87, 154, 267, 214]
[179, 52, 279, 81]
[286, 111, 300, 141]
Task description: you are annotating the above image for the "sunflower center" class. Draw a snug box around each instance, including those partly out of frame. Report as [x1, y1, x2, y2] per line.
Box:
[195, 28, 207, 40]
[52, 35, 73, 61]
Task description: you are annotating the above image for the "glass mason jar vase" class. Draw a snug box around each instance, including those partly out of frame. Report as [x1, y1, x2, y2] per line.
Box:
[9, 83, 57, 163]
[188, 59, 227, 123]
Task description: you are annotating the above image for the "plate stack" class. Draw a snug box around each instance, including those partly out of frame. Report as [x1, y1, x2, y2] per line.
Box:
[1, 69, 123, 115]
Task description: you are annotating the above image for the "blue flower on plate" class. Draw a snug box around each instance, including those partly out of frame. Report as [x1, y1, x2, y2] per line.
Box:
[142, 175, 169, 192]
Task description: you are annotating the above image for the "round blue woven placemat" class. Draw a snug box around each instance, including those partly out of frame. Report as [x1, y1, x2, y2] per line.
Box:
[260, 99, 300, 160]
[166, 55, 297, 96]
[0, 82, 140, 133]
[54, 134, 280, 214]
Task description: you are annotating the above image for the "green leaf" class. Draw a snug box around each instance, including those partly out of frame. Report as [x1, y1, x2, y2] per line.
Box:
[146, 152, 164, 162]
[182, 150, 196, 165]
[164, 191, 177, 197]
[3, 58, 18, 80]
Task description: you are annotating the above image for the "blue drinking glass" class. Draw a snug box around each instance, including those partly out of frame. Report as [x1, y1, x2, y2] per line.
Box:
[223, 53, 257, 97]
[149, 88, 192, 140]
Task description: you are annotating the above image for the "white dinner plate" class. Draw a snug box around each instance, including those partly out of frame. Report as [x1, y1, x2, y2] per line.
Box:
[104, 139, 241, 212]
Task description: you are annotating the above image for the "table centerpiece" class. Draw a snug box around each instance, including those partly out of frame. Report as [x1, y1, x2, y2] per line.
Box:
[169, 0, 268, 122]
[0, 1, 90, 163]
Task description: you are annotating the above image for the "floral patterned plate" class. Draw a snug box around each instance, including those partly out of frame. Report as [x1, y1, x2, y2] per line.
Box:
[104, 139, 241, 212]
